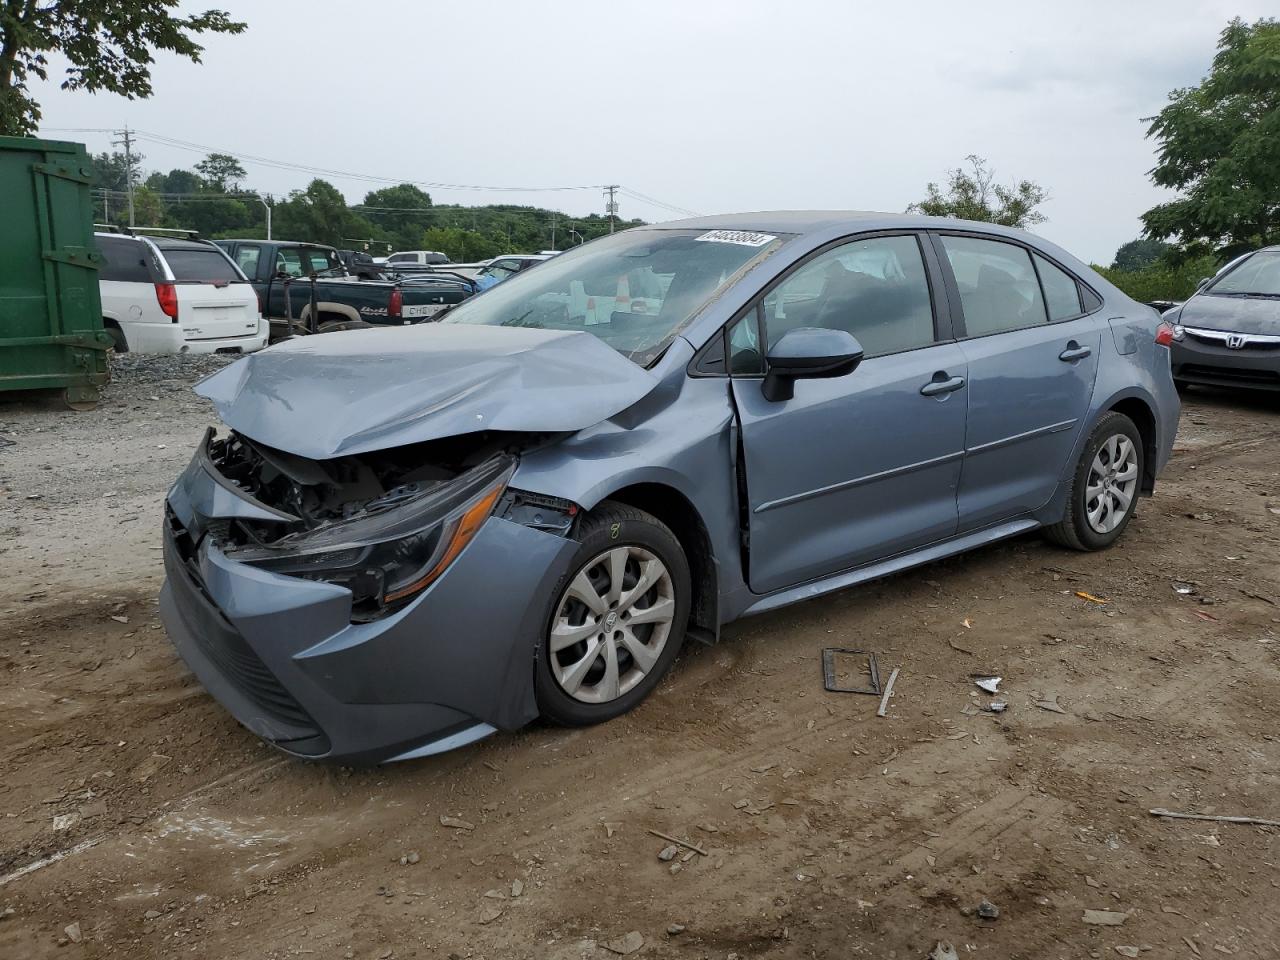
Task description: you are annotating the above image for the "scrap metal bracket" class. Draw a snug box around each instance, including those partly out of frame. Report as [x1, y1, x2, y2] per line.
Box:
[821, 648, 882, 695]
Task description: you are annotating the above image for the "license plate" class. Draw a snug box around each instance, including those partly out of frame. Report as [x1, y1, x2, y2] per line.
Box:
[402, 303, 447, 318]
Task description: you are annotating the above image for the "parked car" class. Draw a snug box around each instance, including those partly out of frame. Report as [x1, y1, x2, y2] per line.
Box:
[473, 254, 552, 291]
[96, 233, 268, 355]
[160, 212, 1179, 763]
[1166, 245, 1280, 391]
[385, 250, 451, 267]
[214, 239, 476, 338]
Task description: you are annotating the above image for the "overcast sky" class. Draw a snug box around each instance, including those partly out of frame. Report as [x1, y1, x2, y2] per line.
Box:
[29, 0, 1272, 263]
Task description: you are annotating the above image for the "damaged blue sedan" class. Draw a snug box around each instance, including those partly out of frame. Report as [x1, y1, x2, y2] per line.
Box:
[160, 212, 1179, 763]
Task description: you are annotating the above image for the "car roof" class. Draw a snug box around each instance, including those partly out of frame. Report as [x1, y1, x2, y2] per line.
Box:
[644, 210, 1042, 242]
[218, 238, 335, 248]
[149, 237, 223, 251]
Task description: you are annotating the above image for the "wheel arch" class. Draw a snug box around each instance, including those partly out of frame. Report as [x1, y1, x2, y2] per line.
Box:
[299, 301, 361, 325]
[1103, 394, 1158, 494]
[599, 481, 719, 644]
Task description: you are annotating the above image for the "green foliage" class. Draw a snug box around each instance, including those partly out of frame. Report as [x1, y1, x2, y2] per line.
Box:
[419, 227, 502, 263]
[195, 152, 246, 192]
[1111, 238, 1172, 271]
[360, 184, 433, 250]
[0, 1, 247, 136]
[145, 168, 203, 195]
[89, 149, 142, 193]
[908, 155, 1048, 228]
[273, 179, 381, 248]
[1142, 17, 1280, 260]
[1093, 254, 1219, 303]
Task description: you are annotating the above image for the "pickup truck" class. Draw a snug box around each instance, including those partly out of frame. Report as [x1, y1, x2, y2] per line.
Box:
[215, 239, 475, 337]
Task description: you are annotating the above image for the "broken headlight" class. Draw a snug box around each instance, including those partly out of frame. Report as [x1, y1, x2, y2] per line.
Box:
[228, 456, 515, 620]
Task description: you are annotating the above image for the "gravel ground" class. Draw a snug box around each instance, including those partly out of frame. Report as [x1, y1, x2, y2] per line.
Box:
[2, 357, 1280, 959]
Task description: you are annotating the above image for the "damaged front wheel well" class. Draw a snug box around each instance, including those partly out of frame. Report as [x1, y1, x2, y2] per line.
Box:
[603, 483, 718, 644]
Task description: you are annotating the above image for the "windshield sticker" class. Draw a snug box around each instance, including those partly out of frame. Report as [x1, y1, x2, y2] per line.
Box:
[694, 230, 777, 247]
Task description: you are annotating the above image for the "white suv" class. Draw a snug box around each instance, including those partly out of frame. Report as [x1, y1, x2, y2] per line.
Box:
[96, 233, 268, 354]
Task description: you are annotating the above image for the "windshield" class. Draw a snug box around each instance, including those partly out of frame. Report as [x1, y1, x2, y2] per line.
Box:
[442, 228, 789, 365]
[1207, 250, 1280, 297]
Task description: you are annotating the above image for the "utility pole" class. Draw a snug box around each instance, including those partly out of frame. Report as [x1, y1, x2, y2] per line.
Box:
[550, 215, 557, 251]
[112, 126, 136, 228]
[604, 185, 619, 233]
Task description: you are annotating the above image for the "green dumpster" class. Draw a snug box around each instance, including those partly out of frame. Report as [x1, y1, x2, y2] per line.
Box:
[0, 135, 112, 409]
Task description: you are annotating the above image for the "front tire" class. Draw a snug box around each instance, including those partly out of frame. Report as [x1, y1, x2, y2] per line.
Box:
[535, 502, 690, 727]
[1044, 411, 1143, 551]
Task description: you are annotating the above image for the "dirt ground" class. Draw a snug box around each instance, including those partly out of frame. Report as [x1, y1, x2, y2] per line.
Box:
[2, 357, 1279, 960]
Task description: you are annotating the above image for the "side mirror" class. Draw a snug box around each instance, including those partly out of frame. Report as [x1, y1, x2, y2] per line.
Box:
[1196, 277, 1211, 290]
[762, 327, 864, 402]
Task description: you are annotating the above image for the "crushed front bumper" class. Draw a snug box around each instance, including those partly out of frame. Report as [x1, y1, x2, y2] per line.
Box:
[159, 452, 577, 764]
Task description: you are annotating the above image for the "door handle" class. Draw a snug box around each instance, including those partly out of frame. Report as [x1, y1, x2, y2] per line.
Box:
[1059, 343, 1092, 362]
[919, 374, 966, 397]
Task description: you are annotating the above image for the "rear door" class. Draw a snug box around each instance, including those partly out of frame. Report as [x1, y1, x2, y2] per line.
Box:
[731, 232, 969, 594]
[97, 234, 163, 325]
[159, 244, 261, 343]
[933, 233, 1102, 532]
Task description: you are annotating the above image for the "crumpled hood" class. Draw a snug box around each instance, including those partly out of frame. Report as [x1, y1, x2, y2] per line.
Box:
[195, 324, 658, 459]
[1177, 294, 1280, 335]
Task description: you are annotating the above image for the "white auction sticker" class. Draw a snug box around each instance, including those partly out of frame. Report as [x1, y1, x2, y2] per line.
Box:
[694, 230, 777, 247]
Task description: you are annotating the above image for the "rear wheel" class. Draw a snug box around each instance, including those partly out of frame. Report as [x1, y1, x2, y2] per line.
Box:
[104, 324, 128, 353]
[1044, 412, 1143, 551]
[535, 502, 690, 726]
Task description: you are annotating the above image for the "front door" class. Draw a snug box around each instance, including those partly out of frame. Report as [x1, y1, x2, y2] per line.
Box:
[933, 234, 1102, 531]
[730, 233, 969, 595]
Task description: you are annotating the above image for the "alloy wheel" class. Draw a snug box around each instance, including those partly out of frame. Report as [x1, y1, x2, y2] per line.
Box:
[549, 545, 676, 704]
[1085, 434, 1139, 534]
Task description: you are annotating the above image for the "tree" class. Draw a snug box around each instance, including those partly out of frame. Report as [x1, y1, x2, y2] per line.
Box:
[195, 152, 246, 192]
[0, 2, 246, 136]
[360, 184, 433, 249]
[145, 167, 202, 195]
[420, 226, 501, 263]
[908, 155, 1048, 228]
[273, 179, 373, 247]
[1141, 17, 1280, 261]
[1111, 238, 1172, 271]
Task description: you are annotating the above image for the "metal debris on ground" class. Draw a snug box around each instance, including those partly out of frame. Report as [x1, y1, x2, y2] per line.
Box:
[983, 700, 1008, 714]
[929, 942, 959, 960]
[976, 899, 999, 919]
[821, 648, 881, 695]
[973, 676, 1002, 694]
[876, 666, 900, 717]
[647, 829, 708, 856]
[1034, 695, 1067, 714]
[1172, 582, 1196, 595]
[1149, 808, 1280, 828]
[1075, 591, 1110, 604]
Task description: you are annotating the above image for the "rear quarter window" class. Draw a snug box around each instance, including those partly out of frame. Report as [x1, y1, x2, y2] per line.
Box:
[96, 237, 154, 283]
[161, 248, 243, 283]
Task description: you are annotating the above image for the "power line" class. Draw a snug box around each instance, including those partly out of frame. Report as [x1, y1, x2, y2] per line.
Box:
[54, 126, 701, 220]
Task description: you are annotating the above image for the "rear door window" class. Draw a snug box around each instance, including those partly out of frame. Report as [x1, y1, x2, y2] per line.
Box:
[97, 237, 153, 283]
[1034, 254, 1084, 320]
[235, 244, 262, 278]
[940, 235, 1047, 337]
[303, 247, 342, 274]
[276, 248, 306, 277]
[162, 247, 243, 283]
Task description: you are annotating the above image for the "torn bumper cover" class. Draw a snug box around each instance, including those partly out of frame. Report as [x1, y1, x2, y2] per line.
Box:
[159, 436, 578, 764]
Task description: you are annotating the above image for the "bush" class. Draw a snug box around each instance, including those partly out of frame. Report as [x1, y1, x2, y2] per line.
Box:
[1092, 254, 1219, 303]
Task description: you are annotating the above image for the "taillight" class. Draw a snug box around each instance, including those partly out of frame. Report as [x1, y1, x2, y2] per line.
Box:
[1154, 320, 1183, 346]
[155, 283, 179, 321]
[388, 286, 403, 318]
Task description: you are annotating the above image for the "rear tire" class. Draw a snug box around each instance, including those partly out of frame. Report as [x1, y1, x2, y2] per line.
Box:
[104, 325, 128, 353]
[535, 502, 690, 727]
[1044, 411, 1143, 551]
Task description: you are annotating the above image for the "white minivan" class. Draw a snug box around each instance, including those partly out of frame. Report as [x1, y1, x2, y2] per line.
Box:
[96, 232, 269, 354]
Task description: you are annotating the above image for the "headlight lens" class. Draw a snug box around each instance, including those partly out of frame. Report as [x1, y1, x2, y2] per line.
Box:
[229, 455, 514, 620]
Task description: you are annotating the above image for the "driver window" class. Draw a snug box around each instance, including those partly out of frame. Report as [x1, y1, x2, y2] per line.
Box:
[762, 234, 935, 358]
